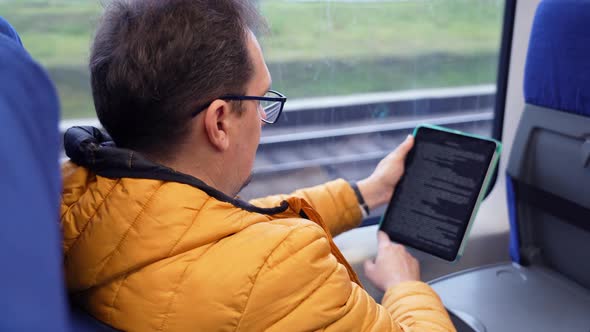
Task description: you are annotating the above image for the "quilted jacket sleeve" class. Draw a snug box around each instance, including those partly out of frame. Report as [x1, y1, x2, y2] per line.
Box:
[236, 222, 456, 332]
[249, 179, 362, 237]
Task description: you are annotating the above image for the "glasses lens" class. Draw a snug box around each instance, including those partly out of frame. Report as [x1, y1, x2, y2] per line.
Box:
[260, 91, 283, 123]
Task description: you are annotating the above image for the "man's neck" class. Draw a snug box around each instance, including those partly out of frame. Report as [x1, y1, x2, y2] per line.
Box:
[158, 154, 234, 197]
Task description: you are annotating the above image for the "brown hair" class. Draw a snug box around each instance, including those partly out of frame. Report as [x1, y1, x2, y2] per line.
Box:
[90, 0, 264, 158]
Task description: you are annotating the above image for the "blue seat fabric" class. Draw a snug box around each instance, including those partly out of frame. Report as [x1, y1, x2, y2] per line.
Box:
[524, 0, 590, 117]
[0, 16, 67, 331]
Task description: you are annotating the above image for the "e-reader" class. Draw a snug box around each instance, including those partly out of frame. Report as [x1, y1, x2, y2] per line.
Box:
[379, 124, 501, 262]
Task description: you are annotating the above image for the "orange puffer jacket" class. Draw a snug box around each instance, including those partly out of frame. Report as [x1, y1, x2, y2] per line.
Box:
[60, 127, 455, 332]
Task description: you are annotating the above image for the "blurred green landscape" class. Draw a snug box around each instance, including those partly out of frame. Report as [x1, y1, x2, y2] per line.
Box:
[0, 0, 504, 119]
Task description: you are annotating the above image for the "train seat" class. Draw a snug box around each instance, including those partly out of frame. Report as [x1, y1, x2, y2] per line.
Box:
[0, 16, 118, 332]
[429, 1, 590, 331]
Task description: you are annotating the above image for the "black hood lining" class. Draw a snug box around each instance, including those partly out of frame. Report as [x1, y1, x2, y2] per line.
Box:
[64, 126, 289, 215]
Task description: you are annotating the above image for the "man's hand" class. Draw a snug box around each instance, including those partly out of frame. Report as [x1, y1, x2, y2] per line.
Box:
[357, 135, 414, 211]
[364, 231, 420, 291]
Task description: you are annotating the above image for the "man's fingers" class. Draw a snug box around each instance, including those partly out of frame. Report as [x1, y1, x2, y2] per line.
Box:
[377, 231, 391, 250]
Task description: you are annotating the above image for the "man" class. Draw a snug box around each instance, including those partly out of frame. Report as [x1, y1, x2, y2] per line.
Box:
[61, 0, 455, 331]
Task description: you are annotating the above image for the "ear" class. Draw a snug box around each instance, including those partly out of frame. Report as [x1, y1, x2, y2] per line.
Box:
[202, 100, 232, 152]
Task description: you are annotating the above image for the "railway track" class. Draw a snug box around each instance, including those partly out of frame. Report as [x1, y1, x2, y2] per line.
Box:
[59, 86, 496, 203]
[243, 110, 493, 200]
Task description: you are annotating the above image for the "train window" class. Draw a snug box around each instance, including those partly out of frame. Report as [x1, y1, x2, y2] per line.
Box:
[2, 1, 102, 120]
[4, 0, 506, 219]
[246, 0, 507, 216]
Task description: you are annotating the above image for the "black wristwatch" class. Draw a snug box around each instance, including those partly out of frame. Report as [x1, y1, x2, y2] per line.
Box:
[350, 182, 370, 217]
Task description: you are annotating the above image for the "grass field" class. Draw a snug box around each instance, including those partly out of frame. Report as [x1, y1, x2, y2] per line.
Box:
[0, 0, 504, 119]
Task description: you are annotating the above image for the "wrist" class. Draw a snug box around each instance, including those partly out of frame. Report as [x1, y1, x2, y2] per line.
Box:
[356, 178, 390, 211]
[350, 182, 370, 217]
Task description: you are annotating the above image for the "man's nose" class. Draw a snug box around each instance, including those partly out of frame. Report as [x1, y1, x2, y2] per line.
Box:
[259, 107, 268, 125]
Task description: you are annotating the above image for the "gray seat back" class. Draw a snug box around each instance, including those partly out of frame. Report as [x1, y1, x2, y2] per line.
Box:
[506, 0, 590, 289]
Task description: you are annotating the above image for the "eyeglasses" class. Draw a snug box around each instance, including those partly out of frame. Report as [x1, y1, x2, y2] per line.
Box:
[191, 90, 287, 124]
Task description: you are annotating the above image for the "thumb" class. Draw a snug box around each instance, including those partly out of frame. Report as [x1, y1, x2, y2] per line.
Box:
[395, 135, 414, 156]
[364, 259, 375, 273]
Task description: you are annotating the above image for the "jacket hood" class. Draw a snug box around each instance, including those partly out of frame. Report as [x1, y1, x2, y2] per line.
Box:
[64, 126, 288, 214]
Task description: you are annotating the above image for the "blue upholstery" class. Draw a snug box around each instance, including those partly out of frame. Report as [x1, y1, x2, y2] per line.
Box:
[0, 17, 67, 331]
[0, 16, 23, 46]
[524, 0, 590, 117]
[0, 17, 119, 332]
[505, 173, 520, 263]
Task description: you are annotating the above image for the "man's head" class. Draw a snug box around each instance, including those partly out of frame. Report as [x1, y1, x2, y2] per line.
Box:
[91, 0, 264, 157]
[90, 0, 271, 195]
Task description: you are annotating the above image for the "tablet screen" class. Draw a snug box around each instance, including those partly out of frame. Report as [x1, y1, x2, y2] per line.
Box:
[380, 126, 498, 261]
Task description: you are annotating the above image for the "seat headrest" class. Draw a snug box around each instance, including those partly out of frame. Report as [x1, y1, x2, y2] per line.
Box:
[0, 16, 68, 331]
[0, 16, 23, 46]
[524, 0, 590, 117]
